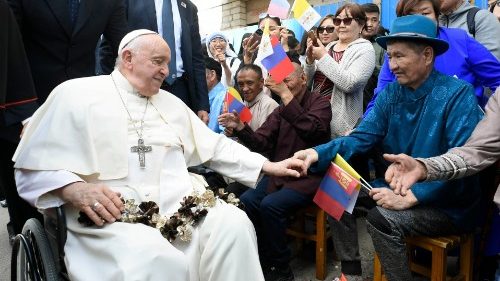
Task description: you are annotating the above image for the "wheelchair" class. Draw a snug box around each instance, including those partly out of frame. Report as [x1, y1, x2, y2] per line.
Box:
[11, 207, 69, 281]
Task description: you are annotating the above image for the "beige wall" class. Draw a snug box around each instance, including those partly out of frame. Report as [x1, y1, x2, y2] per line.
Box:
[192, 0, 379, 37]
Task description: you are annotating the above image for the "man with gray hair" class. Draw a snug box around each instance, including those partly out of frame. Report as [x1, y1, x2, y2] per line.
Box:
[293, 15, 483, 280]
[13, 29, 303, 281]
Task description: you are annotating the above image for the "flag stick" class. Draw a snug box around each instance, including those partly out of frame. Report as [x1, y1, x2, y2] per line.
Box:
[360, 177, 374, 191]
[288, 0, 296, 19]
[360, 182, 372, 193]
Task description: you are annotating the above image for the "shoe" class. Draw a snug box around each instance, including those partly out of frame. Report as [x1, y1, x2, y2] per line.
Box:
[0, 199, 7, 208]
[264, 264, 294, 281]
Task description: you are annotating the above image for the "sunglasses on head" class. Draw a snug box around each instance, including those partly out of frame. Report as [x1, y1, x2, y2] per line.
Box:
[333, 17, 356, 26]
[258, 13, 281, 21]
[317, 26, 335, 33]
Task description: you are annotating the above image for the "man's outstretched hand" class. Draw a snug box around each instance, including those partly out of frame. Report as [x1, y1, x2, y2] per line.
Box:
[292, 148, 319, 176]
[262, 159, 306, 178]
[383, 153, 427, 196]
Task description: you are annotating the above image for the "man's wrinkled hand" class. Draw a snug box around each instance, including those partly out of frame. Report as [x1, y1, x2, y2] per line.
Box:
[383, 153, 427, 196]
[218, 111, 244, 131]
[369, 187, 418, 210]
[53, 182, 124, 226]
[262, 159, 305, 178]
[292, 148, 319, 176]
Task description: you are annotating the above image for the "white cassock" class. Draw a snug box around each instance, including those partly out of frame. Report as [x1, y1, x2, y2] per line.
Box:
[14, 71, 267, 281]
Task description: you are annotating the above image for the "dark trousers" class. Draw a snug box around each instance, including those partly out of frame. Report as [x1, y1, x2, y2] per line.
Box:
[328, 189, 376, 275]
[240, 176, 312, 267]
[0, 137, 42, 234]
[366, 206, 458, 281]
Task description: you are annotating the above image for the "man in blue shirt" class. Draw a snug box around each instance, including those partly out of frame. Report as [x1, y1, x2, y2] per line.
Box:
[205, 57, 226, 133]
[294, 15, 483, 280]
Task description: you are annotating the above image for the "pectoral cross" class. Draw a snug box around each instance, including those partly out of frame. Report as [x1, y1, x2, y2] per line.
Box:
[131, 138, 152, 168]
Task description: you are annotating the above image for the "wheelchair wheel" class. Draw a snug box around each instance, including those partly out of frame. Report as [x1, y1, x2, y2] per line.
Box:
[12, 218, 59, 281]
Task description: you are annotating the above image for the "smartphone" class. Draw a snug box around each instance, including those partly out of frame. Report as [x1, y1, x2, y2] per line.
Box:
[247, 28, 263, 46]
[307, 30, 319, 47]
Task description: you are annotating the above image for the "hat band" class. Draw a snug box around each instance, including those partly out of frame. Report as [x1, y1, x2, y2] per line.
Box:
[390, 32, 434, 39]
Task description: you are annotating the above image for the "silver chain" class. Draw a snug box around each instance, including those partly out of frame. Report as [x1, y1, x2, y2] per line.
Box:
[111, 76, 149, 139]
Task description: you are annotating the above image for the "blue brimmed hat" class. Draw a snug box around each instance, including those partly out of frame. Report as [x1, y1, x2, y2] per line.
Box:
[376, 15, 449, 55]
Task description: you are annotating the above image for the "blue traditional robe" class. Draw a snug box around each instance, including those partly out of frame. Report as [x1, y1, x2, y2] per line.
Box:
[314, 70, 483, 230]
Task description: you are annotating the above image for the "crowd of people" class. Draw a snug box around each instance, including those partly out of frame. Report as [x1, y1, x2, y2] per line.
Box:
[1, 0, 500, 280]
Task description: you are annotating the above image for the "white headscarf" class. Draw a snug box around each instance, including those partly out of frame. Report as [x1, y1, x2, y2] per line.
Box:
[205, 32, 238, 59]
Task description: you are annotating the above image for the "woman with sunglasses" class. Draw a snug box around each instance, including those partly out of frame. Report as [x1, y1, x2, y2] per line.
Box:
[206, 32, 241, 87]
[365, 0, 500, 115]
[304, 3, 375, 139]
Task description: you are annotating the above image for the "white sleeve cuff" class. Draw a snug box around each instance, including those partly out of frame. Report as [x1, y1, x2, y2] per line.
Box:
[15, 169, 84, 209]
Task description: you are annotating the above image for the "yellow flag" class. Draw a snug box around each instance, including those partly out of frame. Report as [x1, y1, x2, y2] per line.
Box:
[292, 0, 309, 18]
[291, 0, 321, 31]
[333, 154, 361, 180]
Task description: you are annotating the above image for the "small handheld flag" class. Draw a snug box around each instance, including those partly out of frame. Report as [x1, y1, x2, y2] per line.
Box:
[291, 0, 321, 31]
[260, 36, 295, 83]
[225, 87, 252, 123]
[267, 0, 291, 19]
[313, 154, 372, 221]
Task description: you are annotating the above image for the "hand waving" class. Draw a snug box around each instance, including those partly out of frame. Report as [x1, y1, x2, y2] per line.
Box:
[383, 153, 427, 196]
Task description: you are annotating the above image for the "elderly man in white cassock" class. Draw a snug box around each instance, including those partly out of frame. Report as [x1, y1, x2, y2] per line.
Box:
[12, 29, 303, 281]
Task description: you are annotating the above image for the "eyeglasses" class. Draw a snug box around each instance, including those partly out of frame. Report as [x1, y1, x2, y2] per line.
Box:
[333, 17, 357, 26]
[210, 38, 226, 44]
[317, 26, 335, 33]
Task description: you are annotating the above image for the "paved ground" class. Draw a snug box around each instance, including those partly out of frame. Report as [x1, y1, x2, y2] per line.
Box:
[0, 206, 375, 280]
[1, 207, 11, 280]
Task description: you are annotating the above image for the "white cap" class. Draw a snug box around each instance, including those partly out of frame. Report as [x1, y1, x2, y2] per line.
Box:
[118, 29, 158, 53]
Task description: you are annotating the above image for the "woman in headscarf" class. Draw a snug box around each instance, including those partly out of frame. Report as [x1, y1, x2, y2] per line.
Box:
[206, 32, 241, 87]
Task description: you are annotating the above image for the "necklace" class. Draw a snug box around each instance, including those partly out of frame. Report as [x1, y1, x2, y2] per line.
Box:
[111, 76, 152, 168]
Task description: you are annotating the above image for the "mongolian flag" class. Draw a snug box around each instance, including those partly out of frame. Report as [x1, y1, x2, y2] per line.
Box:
[313, 154, 362, 221]
[224, 87, 252, 123]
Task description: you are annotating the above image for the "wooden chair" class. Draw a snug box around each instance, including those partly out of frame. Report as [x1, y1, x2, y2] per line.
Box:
[286, 204, 332, 280]
[374, 161, 500, 281]
[373, 234, 473, 281]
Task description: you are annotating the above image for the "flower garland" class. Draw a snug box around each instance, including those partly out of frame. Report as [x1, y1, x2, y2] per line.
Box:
[78, 188, 241, 242]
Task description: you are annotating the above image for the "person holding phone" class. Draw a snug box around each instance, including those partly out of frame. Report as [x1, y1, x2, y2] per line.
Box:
[304, 4, 375, 139]
[242, 14, 282, 65]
